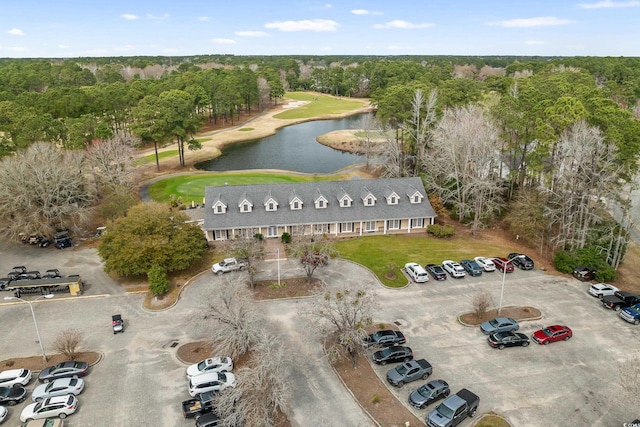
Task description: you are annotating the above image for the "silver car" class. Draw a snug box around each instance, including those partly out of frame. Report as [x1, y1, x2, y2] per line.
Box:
[32, 378, 85, 402]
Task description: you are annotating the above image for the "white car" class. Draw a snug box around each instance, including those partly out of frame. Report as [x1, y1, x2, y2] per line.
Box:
[442, 260, 466, 278]
[588, 283, 619, 299]
[0, 369, 32, 387]
[404, 262, 429, 283]
[186, 357, 233, 379]
[188, 371, 236, 397]
[20, 394, 78, 422]
[32, 378, 85, 402]
[0, 406, 7, 424]
[474, 257, 496, 272]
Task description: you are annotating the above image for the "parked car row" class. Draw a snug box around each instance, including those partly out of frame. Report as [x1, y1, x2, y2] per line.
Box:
[181, 357, 234, 426]
[404, 253, 535, 283]
[588, 286, 640, 325]
[0, 360, 89, 424]
[365, 329, 480, 426]
[479, 317, 573, 349]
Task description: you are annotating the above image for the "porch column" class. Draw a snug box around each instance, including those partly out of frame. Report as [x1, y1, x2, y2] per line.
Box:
[359, 221, 363, 236]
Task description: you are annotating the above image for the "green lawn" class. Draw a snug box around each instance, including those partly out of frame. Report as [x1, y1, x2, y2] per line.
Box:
[135, 150, 179, 166]
[334, 235, 514, 288]
[147, 172, 348, 204]
[274, 92, 365, 119]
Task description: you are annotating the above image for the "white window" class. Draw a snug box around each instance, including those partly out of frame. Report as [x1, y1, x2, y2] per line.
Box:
[340, 222, 353, 233]
[411, 218, 424, 228]
[366, 197, 373, 206]
[365, 221, 376, 232]
[269, 202, 274, 210]
[342, 199, 350, 207]
[214, 230, 227, 240]
[314, 224, 329, 233]
[388, 219, 400, 230]
[291, 225, 305, 235]
[267, 226, 278, 237]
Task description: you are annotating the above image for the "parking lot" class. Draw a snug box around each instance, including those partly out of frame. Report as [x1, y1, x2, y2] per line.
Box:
[0, 242, 638, 426]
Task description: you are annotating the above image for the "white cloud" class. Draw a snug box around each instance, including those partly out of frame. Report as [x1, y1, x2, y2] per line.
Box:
[58, 44, 69, 49]
[525, 40, 546, 45]
[211, 38, 236, 44]
[264, 19, 339, 32]
[235, 31, 269, 37]
[121, 14, 139, 20]
[373, 20, 434, 29]
[325, 3, 333, 8]
[7, 28, 25, 36]
[488, 16, 573, 27]
[579, 0, 640, 8]
[351, 9, 383, 15]
[147, 13, 169, 21]
[197, 16, 210, 22]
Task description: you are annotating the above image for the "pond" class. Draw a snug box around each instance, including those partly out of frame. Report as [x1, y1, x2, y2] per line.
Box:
[195, 114, 367, 173]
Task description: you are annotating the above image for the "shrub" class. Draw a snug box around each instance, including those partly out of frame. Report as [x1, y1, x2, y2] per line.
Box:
[554, 251, 575, 274]
[372, 394, 381, 404]
[148, 265, 170, 296]
[53, 329, 84, 360]
[281, 232, 292, 244]
[427, 224, 455, 238]
[254, 233, 264, 241]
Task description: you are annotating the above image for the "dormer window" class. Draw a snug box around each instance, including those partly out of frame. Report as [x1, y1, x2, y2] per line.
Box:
[319, 200, 324, 208]
[367, 197, 373, 205]
[408, 189, 423, 204]
[289, 196, 303, 210]
[212, 200, 227, 214]
[413, 195, 420, 203]
[264, 194, 278, 212]
[391, 196, 396, 204]
[343, 199, 350, 207]
[294, 201, 299, 209]
[243, 204, 250, 212]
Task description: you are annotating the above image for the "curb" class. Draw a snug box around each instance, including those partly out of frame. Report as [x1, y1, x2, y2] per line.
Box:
[457, 307, 544, 328]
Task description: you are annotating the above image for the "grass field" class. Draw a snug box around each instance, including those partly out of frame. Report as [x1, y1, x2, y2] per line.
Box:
[135, 150, 179, 166]
[274, 92, 365, 120]
[147, 172, 348, 204]
[334, 234, 515, 288]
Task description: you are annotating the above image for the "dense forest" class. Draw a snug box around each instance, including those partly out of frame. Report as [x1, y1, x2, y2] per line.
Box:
[1, 54, 639, 278]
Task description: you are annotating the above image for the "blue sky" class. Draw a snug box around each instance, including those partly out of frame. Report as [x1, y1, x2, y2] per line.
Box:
[0, 0, 639, 58]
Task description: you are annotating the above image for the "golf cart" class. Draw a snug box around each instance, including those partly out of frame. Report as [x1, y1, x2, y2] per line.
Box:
[112, 314, 124, 334]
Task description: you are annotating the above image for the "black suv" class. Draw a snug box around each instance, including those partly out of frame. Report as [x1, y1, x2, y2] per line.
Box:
[508, 253, 535, 270]
[372, 346, 413, 365]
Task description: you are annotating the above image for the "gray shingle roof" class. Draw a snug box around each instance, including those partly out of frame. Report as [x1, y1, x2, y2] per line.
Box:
[203, 177, 435, 230]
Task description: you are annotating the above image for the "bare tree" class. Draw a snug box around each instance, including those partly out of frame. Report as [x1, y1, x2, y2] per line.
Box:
[87, 131, 140, 192]
[287, 235, 337, 283]
[215, 329, 293, 427]
[0, 142, 97, 240]
[543, 120, 622, 252]
[202, 277, 262, 358]
[472, 292, 493, 320]
[425, 104, 504, 235]
[305, 285, 378, 367]
[230, 237, 265, 288]
[372, 122, 404, 178]
[406, 88, 438, 176]
[53, 329, 84, 360]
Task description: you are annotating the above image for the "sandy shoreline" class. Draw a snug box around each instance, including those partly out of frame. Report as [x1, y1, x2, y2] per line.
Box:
[138, 94, 372, 177]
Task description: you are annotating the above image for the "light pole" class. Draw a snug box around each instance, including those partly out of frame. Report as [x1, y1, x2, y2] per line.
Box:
[4, 294, 54, 363]
[497, 255, 521, 315]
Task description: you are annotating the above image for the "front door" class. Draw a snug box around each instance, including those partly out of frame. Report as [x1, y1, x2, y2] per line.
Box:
[267, 226, 278, 238]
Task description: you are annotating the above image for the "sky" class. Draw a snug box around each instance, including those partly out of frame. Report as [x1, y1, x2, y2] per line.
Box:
[0, 0, 639, 58]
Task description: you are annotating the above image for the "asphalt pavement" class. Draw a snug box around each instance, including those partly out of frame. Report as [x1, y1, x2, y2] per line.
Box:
[1, 240, 638, 426]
